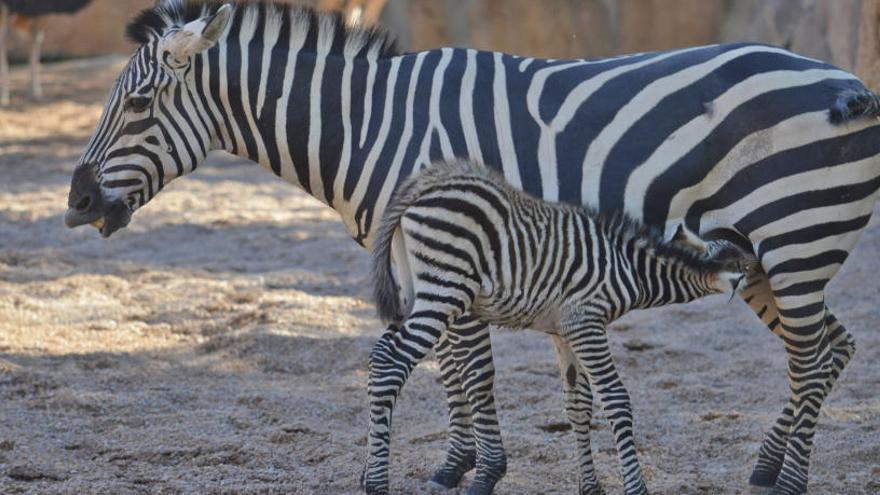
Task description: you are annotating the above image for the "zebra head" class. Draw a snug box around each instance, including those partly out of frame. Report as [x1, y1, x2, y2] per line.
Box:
[65, 1, 232, 237]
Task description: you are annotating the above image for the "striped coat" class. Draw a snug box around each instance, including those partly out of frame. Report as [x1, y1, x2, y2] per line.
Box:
[63, 2, 880, 494]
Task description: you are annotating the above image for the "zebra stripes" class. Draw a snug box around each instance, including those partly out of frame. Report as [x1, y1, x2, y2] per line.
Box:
[64, 1, 880, 494]
[368, 159, 751, 495]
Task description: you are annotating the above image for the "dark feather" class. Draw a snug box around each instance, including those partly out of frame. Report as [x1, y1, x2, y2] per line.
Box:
[2, 0, 92, 17]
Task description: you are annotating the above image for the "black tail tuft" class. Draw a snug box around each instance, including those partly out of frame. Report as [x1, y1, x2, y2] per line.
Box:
[829, 89, 880, 125]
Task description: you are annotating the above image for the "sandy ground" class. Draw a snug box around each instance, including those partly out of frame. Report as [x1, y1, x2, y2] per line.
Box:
[0, 58, 878, 495]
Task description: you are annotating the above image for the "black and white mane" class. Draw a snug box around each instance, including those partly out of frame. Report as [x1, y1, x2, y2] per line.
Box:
[126, 0, 399, 60]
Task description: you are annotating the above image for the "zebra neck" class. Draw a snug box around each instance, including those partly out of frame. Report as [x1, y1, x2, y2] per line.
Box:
[209, 47, 374, 215]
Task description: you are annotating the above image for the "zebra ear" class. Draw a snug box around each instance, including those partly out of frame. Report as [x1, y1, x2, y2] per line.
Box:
[162, 4, 233, 61]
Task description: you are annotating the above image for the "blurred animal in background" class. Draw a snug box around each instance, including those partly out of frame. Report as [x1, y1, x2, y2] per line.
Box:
[0, 0, 92, 105]
[317, 0, 387, 25]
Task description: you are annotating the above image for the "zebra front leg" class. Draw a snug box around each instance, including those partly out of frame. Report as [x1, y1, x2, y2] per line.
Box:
[427, 328, 478, 491]
[551, 335, 604, 495]
[563, 319, 648, 495]
[446, 320, 507, 495]
[363, 306, 459, 494]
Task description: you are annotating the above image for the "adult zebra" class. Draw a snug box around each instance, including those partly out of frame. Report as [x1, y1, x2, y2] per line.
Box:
[63, 1, 880, 494]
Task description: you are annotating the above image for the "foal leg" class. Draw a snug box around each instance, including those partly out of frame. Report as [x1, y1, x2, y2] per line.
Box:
[564, 318, 648, 495]
[446, 320, 506, 495]
[427, 319, 485, 491]
[363, 283, 476, 494]
[551, 335, 604, 495]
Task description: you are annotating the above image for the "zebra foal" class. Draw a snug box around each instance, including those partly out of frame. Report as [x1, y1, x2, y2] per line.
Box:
[367, 159, 754, 495]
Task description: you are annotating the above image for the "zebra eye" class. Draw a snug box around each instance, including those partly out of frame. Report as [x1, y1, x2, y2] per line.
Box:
[124, 95, 152, 112]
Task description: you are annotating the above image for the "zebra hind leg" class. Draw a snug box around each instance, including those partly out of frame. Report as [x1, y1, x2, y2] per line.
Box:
[446, 318, 507, 495]
[742, 275, 856, 491]
[426, 328, 478, 491]
[551, 335, 604, 495]
[749, 309, 855, 491]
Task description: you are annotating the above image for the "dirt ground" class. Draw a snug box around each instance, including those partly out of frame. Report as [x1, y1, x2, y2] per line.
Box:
[0, 58, 878, 495]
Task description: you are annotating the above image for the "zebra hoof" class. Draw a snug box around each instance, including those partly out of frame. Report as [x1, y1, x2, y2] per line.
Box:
[426, 478, 459, 493]
[748, 469, 778, 492]
[428, 470, 464, 491]
[464, 476, 497, 495]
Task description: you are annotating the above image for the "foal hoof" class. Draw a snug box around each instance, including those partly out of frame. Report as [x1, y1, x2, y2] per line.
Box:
[748, 469, 778, 489]
[580, 483, 607, 495]
[427, 454, 477, 491]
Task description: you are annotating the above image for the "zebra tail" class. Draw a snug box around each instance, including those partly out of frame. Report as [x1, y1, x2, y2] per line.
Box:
[829, 88, 880, 124]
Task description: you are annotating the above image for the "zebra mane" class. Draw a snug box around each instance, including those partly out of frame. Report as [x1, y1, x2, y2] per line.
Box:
[126, 0, 399, 59]
[401, 159, 737, 275]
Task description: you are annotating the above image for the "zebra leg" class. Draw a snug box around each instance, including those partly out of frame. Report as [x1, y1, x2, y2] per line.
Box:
[743, 274, 856, 491]
[363, 303, 463, 494]
[551, 335, 604, 495]
[445, 319, 506, 495]
[748, 278, 835, 495]
[427, 325, 479, 491]
[564, 320, 648, 495]
[0, 4, 9, 106]
[741, 273, 790, 489]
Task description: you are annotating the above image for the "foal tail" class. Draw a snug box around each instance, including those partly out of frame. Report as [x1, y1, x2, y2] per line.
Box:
[372, 159, 492, 323]
[371, 195, 407, 323]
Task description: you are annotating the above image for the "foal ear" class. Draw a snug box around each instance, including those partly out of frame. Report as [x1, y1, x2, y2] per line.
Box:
[672, 224, 687, 243]
[671, 223, 708, 251]
[162, 4, 233, 61]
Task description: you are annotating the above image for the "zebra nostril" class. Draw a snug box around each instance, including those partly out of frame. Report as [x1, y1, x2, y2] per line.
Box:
[75, 195, 92, 212]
